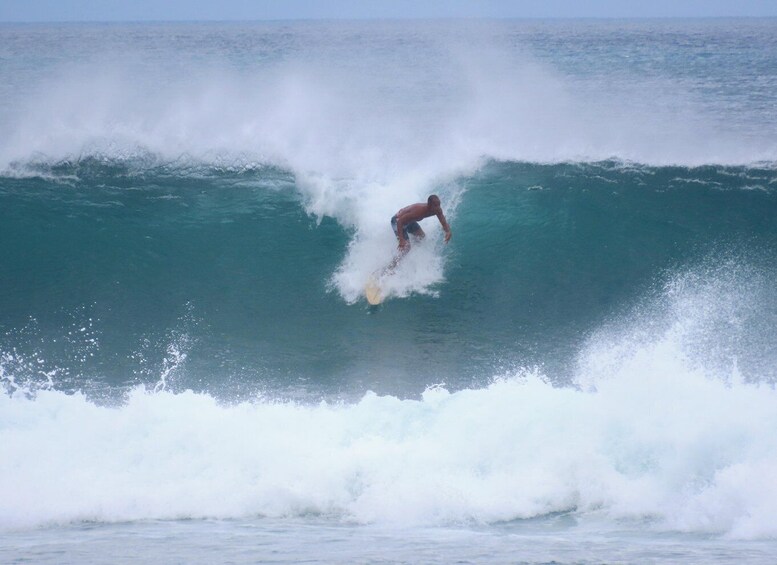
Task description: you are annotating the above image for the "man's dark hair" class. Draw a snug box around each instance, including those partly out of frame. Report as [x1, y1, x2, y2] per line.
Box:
[428, 194, 440, 206]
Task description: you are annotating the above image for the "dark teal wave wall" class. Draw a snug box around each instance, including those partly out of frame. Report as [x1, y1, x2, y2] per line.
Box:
[2, 160, 776, 399]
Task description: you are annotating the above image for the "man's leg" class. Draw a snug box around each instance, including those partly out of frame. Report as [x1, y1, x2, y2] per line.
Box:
[408, 222, 425, 241]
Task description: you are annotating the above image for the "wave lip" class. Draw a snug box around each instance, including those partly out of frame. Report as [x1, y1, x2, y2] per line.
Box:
[3, 20, 777, 174]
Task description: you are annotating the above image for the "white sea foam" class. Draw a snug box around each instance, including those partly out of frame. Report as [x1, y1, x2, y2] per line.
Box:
[2, 358, 776, 538]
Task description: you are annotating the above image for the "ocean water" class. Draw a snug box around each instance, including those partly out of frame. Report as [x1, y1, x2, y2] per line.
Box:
[1, 19, 777, 564]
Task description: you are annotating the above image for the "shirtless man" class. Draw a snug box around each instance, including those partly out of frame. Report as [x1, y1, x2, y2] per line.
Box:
[387, 194, 451, 271]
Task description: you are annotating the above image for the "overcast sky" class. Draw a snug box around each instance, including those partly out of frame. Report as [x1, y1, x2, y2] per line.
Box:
[1, 0, 776, 22]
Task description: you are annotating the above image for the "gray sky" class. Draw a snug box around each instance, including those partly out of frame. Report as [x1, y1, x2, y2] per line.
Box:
[1, 0, 776, 22]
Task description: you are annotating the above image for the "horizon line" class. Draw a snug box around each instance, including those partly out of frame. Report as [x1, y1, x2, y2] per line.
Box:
[2, 15, 776, 25]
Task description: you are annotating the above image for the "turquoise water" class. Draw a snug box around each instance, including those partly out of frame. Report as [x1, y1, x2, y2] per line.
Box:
[2, 19, 777, 563]
[2, 160, 777, 399]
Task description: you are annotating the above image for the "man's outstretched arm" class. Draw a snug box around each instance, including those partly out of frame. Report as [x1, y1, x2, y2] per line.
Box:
[437, 211, 452, 243]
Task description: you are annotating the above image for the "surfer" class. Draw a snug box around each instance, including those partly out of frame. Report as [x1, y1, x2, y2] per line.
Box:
[386, 194, 451, 272]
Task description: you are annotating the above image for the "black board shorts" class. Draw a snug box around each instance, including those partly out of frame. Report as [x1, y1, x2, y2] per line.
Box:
[391, 215, 422, 240]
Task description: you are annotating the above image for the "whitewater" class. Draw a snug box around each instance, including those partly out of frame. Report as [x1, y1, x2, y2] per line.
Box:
[2, 18, 777, 564]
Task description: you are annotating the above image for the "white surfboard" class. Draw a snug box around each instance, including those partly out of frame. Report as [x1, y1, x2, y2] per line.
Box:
[365, 276, 384, 305]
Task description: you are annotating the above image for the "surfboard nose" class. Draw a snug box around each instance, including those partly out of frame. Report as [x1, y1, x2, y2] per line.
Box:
[365, 277, 384, 305]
